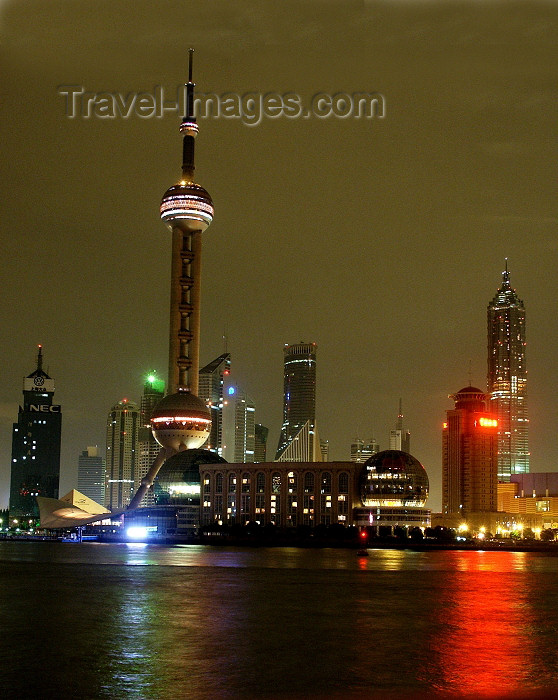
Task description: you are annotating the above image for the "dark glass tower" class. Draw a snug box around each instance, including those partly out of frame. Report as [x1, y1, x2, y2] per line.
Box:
[198, 353, 231, 455]
[275, 342, 317, 460]
[9, 346, 62, 519]
[487, 262, 529, 481]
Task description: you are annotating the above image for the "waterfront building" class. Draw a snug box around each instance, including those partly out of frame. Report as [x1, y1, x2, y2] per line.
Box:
[354, 450, 430, 531]
[389, 399, 411, 453]
[254, 424, 269, 462]
[200, 451, 430, 531]
[137, 372, 165, 505]
[442, 386, 498, 517]
[200, 461, 362, 528]
[105, 399, 140, 510]
[77, 446, 105, 506]
[9, 346, 61, 519]
[198, 353, 231, 455]
[275, 342, 317, 461]
[351, 437, 380, 463]
[487, 262, 529, 480]
[222, 381, 255, 463]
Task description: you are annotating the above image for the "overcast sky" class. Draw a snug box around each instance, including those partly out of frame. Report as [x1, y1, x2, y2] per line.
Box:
[1, 0, 557, 510]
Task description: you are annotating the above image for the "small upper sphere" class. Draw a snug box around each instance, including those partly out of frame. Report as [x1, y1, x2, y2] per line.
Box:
[160, 182, 214, 232]
[150, 391, 211, 451]
[360, 449, 429, 508]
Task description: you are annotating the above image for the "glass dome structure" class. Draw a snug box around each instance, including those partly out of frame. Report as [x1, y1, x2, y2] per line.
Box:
[152, 448, 226, 506]
[360, 450, 429, 508]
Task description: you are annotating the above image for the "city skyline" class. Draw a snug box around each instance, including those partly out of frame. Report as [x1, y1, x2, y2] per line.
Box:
[1, 3, 558, 514]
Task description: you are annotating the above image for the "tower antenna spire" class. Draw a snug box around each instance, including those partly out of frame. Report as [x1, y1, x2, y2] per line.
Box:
[180, 47, 198, 182]
[503, 257, 510, 286]
[37, 344, 43, 372]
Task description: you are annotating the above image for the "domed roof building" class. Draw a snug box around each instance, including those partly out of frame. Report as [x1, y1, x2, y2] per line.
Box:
[124, 449, 228, 539]
[355, 450, 430, 531]
[153, 448, 226, 506]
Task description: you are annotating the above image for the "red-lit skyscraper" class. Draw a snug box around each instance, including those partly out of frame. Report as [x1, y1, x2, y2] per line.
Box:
[442, 386, 498, 517]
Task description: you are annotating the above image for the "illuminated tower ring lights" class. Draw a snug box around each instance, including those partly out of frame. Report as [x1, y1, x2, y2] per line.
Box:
[128, 50, 213, 509]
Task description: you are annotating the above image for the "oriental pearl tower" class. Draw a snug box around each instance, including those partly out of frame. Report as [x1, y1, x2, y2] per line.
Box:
[128, 50, 213, 509]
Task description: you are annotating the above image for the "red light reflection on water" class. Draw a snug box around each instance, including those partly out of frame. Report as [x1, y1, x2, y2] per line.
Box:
[424, 551, 535, 697]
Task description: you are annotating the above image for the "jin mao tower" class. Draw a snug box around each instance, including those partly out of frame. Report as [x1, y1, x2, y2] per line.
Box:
[487, 262, 529, 480]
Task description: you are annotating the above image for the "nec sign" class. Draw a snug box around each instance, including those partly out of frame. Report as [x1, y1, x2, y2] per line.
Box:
[29, 405, 61, 413]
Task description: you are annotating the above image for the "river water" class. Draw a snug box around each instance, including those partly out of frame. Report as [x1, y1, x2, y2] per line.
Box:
[1, 542, 557, 699]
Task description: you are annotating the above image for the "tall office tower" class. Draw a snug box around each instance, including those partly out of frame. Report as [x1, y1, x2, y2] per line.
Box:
[254, 423, 269, 462]
[222, 382, 256, 463]
[350, 437, 380, 464]
[9, 346, 61, 519]
[106, 399, 140, 510]
[198, 352, 231, 454]
[77, 446, 106, 506]
[137, 373, 165, 503]
[129, 50, 213, 509]
[487, 262, 529, 481]
[276, 342, 317, 461]
[442, 386, 498, 516]
[389, 399, 411, 453]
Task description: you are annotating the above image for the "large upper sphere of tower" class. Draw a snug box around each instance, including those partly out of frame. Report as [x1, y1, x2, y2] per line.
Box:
[150, 391, 211, 451]
[160, 182, 214, 232]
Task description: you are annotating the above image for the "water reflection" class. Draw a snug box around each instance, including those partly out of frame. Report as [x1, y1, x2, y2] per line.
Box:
[422, 551, 539, 697]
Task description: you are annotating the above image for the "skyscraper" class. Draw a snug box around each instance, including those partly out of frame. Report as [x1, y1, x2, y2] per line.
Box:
[389, 399, 411, 453]
[129, 50, 213, 509]
[137, 372, 165, 504]
[487, 262, 529, 481]
[77, 446, 106, 506]
[9, 346, 61, 519]
[222, 382, 256, 463]
[276, 342, 317, 461]
[442, 386, 498, 516]
[350, 437, 379, 464]
[254, 424, 269, 462]
[106, 399, 140, 510]
[198, 352, 231, 455]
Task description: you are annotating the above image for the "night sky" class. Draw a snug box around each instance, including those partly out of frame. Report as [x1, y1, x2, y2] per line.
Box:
[1, 1, 557, 511]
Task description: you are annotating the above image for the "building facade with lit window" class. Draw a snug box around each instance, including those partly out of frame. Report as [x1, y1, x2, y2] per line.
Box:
[497, 473, 558, 529]
[487, 264, 529, 480]
[199, 462, 359, 527]
[105, 399, 140, 510]
[9, 347, 61, 519]
[200, 453, 430, 530]
[276, 342, 317, 460]
[77, 446, 106, 506]
[442, 386, 499, 517]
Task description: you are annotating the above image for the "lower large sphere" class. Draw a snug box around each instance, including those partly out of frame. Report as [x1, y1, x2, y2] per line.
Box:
[151, 392, 211, 451]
